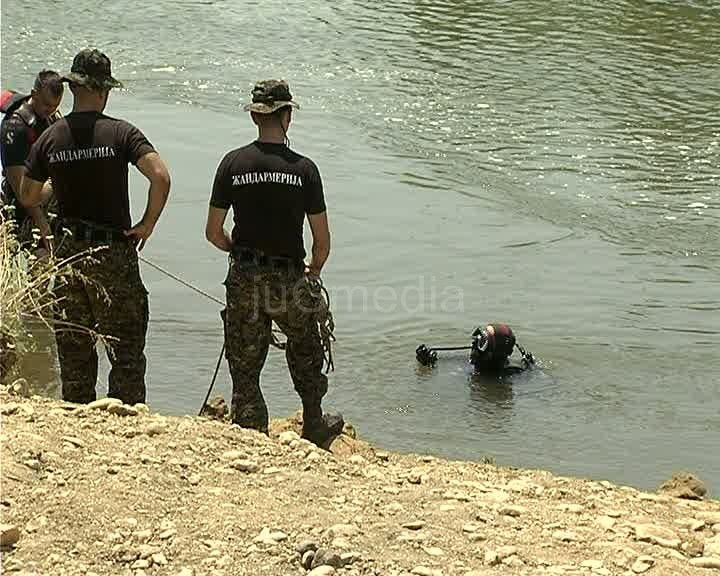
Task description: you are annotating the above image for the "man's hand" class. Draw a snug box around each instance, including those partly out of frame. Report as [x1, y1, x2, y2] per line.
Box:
[124, 220, 154, 251]
[304, 264, 321, 279]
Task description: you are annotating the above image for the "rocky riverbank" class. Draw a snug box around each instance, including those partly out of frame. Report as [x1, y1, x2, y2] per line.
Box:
[1, 390, 719, 576]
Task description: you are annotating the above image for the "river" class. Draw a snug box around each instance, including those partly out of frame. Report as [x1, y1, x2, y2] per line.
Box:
[2, 0, 718, 491]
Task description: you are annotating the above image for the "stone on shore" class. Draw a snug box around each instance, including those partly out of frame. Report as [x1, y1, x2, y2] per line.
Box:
[658, 472, 707, 500]
[634, 523, 681, 549]
[0, 524, 20, 549]
[87, 398, 122, 411]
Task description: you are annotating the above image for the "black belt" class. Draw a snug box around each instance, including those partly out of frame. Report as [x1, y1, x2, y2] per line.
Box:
[232, 247, 303, 272]
[61, 220, 128, 244]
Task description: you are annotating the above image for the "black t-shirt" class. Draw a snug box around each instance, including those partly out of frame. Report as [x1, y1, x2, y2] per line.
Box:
[1, 102, 52, 221]
[210, 141, 326, 260]
[25, 111, 155, 229]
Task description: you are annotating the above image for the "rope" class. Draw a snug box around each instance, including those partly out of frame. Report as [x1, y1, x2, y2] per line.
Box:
[138, 256, 337, 371]
[307, 275, 336, 373]
[139, 255, 225, 306]
[138, 255, 283, 337]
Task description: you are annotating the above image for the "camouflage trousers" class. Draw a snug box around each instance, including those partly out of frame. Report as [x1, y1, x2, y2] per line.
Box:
[54, 237, 149, 404]
[224, 258, 328, 433]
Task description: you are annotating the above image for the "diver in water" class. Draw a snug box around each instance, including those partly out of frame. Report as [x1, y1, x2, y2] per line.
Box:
[416, 323, 535, 375]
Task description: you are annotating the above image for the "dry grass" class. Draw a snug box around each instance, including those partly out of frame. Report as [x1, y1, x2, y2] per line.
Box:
[0, 218, 105, 383]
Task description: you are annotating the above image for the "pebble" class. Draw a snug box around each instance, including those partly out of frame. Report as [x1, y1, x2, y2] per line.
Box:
[107, 466, 119, 475]
[349, 455, 366, 465]
[633, 523, 681, 549]
[107, 403, 139, 416]
[340, 551, 361, 565]
[296, 539, 319, 555]
[231, 459, 260, 473]
[152, 553, 168, 566]
[580, 559, 603, 569]
[401, 520, 425, 531]
[376, 451, 390, 461]
[331, 537, 351, 550]
[133, 529, 153, 542]
[705, 535, 720, 557]
[137, 544, 159, 559]
[499, 505, 526, 517]
[696, 512, 720, 525]
[188, 474, 201, 486]
[145, 423, 167, 436]
[462, 522, 483, 533]
[306, 451, 323, 463]
[311, 548, 343, 568]
[466, 533, 486, 542]
[254, 527, 288, 545]
[25, 515, 48, 533]
[302, 550, 316, 569]
[714, 524, 720, 534]
[221, 450, 245, 461]
[497, 545, 518, 560]
[175, 569, 194, 576]
[597, 516, 616, 530]
[0, 524, 20, 548]
[410, 567, 442, 576]
[484, 549, 500, 566]
[308, 567, 335, 576]
[631, 556, 655, 574]
[553, 530, 581, 542]
[423, 546, 444, 556]
[158, 529, 177, 540]
[0, 403, 20, 415]
[689, 557, 720, 569]
[407, 471, 423, 484]
[87, 397, 123, 410]
[443, 490, 471, 502]
[131, 559, 151, 569]
[483, 490, 510, 503]
[279, 431, 300, 445]
[134, 403, 150, 414]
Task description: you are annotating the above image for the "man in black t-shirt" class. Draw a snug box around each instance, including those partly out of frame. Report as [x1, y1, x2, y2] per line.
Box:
[206, 79, 343, 447]
[20, 49, 171, 405]
[1, 70, 63, 243]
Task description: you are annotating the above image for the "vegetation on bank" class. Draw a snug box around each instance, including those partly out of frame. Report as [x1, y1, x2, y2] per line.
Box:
[0, 218, 101, 384]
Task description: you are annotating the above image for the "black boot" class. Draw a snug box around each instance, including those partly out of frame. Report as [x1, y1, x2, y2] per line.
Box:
[302, 412, 345, 448]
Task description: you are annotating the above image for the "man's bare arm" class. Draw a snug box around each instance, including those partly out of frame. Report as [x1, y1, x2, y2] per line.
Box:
[205, 206, 232, 252]
[18, 173, 45, 209]
[8, 167, 53, 205]
[125, 151, 171, 251]
[307, 211, 330, 276]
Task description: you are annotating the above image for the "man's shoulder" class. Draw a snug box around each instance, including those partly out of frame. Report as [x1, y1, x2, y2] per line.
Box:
[219, 142, 260, 164]
[95, 113, 137, 131]
[1, 112, 29, 135]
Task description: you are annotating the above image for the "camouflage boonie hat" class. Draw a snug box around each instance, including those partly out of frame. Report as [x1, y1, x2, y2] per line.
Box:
[243, 80, 299, 114]
[63, 49, 123, 91]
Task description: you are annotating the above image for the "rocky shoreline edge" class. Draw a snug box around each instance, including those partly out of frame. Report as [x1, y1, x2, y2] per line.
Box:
[1, 391, 719, 576]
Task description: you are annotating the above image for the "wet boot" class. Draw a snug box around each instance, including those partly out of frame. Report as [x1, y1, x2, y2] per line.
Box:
[231, 400, 269, 435]
[302, 408, 345, 448]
